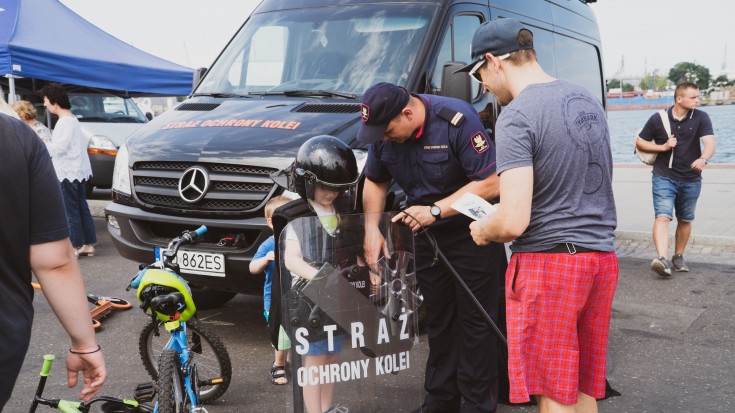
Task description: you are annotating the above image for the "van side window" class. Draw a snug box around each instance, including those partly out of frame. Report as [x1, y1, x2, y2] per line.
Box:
[529, 27, 556, 77]
[431, 14, 482, 97]
[553, 34, 603, 104]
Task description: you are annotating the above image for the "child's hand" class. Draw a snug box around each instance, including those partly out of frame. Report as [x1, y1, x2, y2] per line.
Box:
[266, 251, 275, 262]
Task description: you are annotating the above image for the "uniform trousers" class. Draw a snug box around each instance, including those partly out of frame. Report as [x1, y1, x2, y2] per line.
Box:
[415, 221, 503, 413]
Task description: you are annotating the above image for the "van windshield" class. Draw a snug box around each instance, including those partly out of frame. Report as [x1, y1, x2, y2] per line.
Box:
[197, 5, 434, 96]
[70, 96, 147, 123]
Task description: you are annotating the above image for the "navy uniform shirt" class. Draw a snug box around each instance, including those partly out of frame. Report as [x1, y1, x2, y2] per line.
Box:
[364, 94, 497, 222]
[639, 107, 714, 182]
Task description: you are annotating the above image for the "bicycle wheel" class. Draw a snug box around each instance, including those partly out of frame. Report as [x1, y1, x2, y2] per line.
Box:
[138, 318, 231, 403]
[156, 349, 187, 413]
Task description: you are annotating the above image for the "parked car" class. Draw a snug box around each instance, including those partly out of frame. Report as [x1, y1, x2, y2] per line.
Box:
[106, 0, 606, 308]
[69, 95, 149, 193]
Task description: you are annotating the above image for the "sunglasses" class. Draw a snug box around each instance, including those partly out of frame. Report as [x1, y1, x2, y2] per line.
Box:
[468, 53, 510, 83]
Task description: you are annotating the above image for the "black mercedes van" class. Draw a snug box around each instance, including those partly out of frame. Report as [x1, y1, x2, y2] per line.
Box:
[106, 0, 604, 307]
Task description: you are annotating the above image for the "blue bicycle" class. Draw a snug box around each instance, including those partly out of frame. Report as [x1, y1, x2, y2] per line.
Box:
[129, 226, 231, 412]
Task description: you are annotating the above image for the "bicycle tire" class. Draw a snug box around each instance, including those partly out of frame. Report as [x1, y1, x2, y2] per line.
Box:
[138, 318, 231, 404]
[156, 349, 187, 413]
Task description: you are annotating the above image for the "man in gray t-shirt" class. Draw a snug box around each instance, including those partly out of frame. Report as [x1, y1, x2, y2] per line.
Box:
[456, 18, 618, 412]
[496, 80, 616, 252]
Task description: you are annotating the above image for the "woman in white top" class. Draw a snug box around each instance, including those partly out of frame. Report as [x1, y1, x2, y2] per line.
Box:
[42, 84, 97, 256]
[11, 100, 52, 144]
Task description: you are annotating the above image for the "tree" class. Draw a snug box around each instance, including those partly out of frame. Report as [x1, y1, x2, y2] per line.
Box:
[607, 79, 635, 92]
[713, 74, 730, 87]
[639, 74, 668, 90]
[668, 62, 711, 90]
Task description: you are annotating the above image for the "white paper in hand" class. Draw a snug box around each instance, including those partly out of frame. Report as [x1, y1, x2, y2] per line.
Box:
[450, 192, 497, 221]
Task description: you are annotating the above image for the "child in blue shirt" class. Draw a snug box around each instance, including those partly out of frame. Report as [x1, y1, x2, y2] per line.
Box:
[249, 195, 292, 385]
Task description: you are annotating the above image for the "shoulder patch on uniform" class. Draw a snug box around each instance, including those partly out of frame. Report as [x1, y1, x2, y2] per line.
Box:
[471, 131, 489, 154]
[437, 107, 465, 126]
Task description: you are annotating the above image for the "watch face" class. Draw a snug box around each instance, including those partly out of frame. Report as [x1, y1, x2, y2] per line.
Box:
[430, 205, 441, 217]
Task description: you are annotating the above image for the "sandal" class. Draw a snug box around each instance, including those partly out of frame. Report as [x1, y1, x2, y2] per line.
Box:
[270, 364, 288, 385]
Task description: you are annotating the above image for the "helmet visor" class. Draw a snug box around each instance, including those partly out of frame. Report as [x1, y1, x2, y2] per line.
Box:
[298, 168, 359, 213]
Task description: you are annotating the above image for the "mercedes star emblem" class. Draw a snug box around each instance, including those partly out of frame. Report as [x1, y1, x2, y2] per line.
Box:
[178, 166, 210, 203]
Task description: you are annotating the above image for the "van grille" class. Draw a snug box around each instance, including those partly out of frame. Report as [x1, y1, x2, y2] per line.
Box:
[132, 161, 278, 216]
[293, 103, 361, 113]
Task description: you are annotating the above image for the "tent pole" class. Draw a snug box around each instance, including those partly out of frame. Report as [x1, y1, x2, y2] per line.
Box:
[8, 76, 16, 104]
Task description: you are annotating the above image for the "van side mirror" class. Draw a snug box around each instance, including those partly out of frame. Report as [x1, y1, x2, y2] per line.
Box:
[145, 112, 153, 121]
[192, 67, 208, 92]
[440, 62, 472, 103]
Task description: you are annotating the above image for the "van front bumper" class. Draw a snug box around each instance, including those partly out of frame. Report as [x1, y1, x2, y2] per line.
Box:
[105, 201, 268, 294]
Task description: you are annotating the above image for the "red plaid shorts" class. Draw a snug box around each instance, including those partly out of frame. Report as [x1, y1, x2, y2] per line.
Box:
[505, 251, 618, 405]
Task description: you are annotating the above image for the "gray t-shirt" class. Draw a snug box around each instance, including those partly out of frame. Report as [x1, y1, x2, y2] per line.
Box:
[496, 80, 616, 252]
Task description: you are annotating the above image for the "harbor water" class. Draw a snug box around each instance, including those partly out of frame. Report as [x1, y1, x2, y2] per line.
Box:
[607, 105, 734, 164]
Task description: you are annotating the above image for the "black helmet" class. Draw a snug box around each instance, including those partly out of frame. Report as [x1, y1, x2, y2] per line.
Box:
[272, 135, 360, 213]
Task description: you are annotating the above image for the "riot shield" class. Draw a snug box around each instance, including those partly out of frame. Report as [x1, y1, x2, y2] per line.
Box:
[278, 212, 422, 413]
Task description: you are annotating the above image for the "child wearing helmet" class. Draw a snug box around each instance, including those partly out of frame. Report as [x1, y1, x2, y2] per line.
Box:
[268, 135, 378, 413]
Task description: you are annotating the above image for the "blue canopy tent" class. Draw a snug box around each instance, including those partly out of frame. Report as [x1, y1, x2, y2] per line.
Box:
[0, 0, 194, 100]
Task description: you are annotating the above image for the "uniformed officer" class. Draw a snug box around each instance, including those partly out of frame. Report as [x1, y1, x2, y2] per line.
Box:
[358, 82, 504, 413]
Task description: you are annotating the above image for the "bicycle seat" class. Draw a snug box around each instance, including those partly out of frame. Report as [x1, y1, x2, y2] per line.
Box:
[135, 268, 196, 322]
[150, 293, 187, 319]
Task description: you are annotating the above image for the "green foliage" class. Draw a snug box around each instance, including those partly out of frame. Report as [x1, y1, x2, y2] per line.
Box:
[713, 74, 730, 87]
[639, 74, 668, 90]
[668, 62, 711, 90]
[607, 78, 634, 92]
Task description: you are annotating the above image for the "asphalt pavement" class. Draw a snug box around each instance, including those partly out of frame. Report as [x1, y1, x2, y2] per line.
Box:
[9, 165, 735, 412]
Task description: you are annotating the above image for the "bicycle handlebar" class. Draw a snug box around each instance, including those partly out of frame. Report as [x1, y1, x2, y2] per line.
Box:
[129, 227, 208, 290]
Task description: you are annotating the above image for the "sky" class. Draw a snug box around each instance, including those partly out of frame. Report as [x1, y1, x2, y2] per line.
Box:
[60, 0, 735, 79]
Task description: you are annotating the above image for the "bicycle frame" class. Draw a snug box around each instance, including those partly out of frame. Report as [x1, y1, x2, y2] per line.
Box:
[154, 321, 200, 412]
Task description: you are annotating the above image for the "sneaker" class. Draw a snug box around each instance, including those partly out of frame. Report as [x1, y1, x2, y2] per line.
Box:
[671, 254, 690, 272]
[651, 257, 673, 277]
[76, 245, 95, 257]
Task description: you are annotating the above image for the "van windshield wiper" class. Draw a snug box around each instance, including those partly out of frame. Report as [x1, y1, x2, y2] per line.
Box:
[191, 92, 252, 98]
[248, 90, 357, 99]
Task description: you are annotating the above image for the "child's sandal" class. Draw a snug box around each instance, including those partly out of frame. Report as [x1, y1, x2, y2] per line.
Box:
[270, 364, 287, 385]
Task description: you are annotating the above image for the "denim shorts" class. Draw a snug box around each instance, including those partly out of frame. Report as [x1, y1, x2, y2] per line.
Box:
[302, 334, 344, 356]
[652, 174, 702, 222]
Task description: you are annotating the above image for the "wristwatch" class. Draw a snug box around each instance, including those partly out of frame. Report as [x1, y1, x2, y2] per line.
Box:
[702, 157, 709, 165]
[430, 204, 441, 220]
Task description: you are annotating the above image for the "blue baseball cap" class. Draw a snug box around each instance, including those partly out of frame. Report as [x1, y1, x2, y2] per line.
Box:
[357, 82, 410, 144]
[454, 18, 533, 74]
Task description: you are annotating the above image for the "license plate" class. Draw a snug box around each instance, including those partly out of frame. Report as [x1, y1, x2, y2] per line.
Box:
[155, 248, 225, 277]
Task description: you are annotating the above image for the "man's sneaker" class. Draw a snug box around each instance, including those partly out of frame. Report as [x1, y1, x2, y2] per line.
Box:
[651, 257, 673, 277]
[672, 254, 690, 272]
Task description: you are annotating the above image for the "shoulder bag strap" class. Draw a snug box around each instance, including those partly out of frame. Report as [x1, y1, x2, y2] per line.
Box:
[658, 109, 674, 169]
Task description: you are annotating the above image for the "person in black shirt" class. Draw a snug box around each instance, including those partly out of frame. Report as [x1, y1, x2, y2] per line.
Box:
[636, 82, 716, 276]
[0, 113, 106, 409]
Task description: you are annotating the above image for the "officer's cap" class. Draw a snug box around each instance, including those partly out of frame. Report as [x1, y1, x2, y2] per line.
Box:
[454, 18, 533, 74]
[357, 82, 410, 145]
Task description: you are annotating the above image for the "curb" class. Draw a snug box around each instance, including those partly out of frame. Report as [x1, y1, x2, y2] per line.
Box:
[615, 230, 735, 247]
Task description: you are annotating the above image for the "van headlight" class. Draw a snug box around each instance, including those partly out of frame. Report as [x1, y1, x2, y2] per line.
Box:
[111, 144, 131, 196]
[87, 135, 118, 156]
